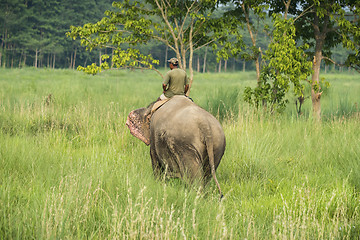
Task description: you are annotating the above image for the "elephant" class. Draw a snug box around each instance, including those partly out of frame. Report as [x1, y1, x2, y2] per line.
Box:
[126, 95, 226, 197]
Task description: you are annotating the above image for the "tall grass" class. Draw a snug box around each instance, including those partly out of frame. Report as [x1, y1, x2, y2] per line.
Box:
[0, 68, 359, 239]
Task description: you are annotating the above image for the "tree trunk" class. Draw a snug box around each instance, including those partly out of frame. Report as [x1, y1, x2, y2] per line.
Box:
[203, 46, 208, 73]
[35, 48, 38, 68]
[73, 48, 77, 69]
[6, 52, 9, 67]
[218, 60, 222, 73]
[187, 22, 194, 96]
[224, 59, 227, 72]
[2, 28, 7, 68]
[311, 53, 322, 121]
[181, 49, 187, 71]
[19, 51, 22, 68]
[53, 54, 55, 69]
[39, 51, 43, 68]
[311, 13, 327, 121]
[164, 45, 168, 68]
[49, 53, 52, 68]
[23, 53, 26, 67]
[99, 50, 102, 66]
[197, 55, 200, 72]
[84, 57, 88, 68]
[11, 55, 13, 68]
[111, 49, 114, 68]
[255, 57, 261, 85]
[243, 61, 246, 72]
[69, 52, 73, 69]
[2, 51, 5, 68]
[242, 3, 260, 84]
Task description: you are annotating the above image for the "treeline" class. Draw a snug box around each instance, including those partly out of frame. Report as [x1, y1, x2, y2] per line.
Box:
[0, 0, 353, 72]
[0, 0, 114, 69]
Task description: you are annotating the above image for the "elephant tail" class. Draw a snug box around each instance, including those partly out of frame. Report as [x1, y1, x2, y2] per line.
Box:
[205, 132, 223, 199]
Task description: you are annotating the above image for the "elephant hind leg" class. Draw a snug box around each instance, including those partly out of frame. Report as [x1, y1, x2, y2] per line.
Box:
[178, 151, 206, 187]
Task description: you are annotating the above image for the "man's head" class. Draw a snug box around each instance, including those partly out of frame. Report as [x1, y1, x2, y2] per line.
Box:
[168, 57, 179, 69]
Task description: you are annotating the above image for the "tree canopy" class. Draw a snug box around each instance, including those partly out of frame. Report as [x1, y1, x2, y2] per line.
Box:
[67, 0, 244, 90]
[224, 0, 360, 117]
[1, 0, 358, 77]
[0, 0, 114, 69]
[271, 0, 360, 119]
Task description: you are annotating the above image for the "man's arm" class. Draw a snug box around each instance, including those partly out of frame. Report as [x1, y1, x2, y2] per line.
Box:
[162, 84, 168, 93]
[184, 84, 189, 95]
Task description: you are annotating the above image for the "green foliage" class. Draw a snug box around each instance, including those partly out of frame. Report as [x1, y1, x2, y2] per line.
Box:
[244, 14, 312, 113]
[222, 1, 271, 70]
[0, 0, 114, 68]
[286, 0, 360, 71]
[67, 0, 244, 78]
[244, 67, 289, 113]
[334, 3, 360, 72]
[1, 0, 358, 73]
[266, 15, 312, 93]
[67, 0, 161, 74]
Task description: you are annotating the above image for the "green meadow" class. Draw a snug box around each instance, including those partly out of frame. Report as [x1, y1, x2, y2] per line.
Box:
[0, 68, 359, 239]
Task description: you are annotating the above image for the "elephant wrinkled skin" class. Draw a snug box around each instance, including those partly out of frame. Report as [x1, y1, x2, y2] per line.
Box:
[126, 96, 226, 196]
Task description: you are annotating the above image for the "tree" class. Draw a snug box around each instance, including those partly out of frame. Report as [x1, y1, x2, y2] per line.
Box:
[222, 0, 312, 113]
[0, 0, 115, 68]
[223, 0, 270, 84]
[0, 0, 27, 67]
[271, 0, 360, 120]
[235, 0, 359, 118]
[67, 0, 243, 93]
[244, 13, 312, 113]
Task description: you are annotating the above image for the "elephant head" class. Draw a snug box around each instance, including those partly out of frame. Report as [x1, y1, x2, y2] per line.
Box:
[126, 107, 151, 145]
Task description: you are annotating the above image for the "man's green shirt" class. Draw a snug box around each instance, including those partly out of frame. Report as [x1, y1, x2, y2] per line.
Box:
[163, 68, 189, 98]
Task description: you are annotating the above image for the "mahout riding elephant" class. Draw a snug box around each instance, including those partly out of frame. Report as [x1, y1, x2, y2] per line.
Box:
[126, 95, 226, 197]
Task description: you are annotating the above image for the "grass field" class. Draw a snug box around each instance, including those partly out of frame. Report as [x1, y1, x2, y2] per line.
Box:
[0, 68, 359, 239]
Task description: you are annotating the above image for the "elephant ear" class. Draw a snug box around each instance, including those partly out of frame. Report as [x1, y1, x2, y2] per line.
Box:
[126, 108, 151, 145]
